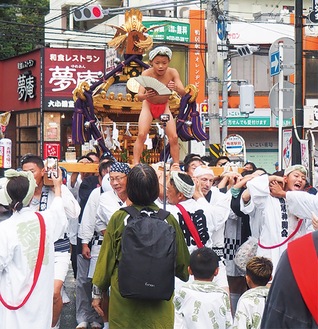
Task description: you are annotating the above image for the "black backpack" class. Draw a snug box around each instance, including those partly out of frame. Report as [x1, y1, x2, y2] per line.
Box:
[118, 206, 176, 301]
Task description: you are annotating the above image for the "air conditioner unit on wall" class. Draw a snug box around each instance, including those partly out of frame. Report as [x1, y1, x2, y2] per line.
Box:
[149, 9, 174, 18]
[179, 7, 189, 18]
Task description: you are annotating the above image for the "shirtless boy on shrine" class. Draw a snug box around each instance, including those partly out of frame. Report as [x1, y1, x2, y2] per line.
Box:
[133, 46, 186, 166]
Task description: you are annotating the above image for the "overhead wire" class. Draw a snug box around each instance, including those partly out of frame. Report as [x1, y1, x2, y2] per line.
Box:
[1, 1, 315, 54]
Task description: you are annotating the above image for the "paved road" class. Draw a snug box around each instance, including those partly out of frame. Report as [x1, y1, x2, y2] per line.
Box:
[60, 266, 77, 329]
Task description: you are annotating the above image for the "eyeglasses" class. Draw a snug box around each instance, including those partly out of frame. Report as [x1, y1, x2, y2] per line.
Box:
[109, 175, 127, 183]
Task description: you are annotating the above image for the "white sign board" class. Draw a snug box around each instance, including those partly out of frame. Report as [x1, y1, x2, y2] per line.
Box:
[223, 134, 244, 155]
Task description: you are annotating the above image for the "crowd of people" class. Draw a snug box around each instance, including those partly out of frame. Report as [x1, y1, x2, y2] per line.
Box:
[1, 43, 317, 328]
[0, 149, 317, 329]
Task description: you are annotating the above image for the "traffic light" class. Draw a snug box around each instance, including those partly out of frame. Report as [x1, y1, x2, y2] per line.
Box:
[199, 102, 209, 115]
[237, 45, 259, 57]
[73, 5, 104, 21]
[239, 85, 255, 114]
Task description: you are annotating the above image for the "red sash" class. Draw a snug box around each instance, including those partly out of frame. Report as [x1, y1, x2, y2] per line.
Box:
[287, 233, 318, 324]
[258, 219, 303, 249]
[176, 203, 203, 248]
[0, 212, 46, 310]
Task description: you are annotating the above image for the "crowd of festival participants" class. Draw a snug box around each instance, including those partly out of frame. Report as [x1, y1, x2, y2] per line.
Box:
[0, 150, 317, 329]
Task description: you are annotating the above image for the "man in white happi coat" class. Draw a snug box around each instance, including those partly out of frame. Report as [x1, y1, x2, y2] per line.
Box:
[90, 162, 131, 329]
[21, 154, 81, 328]
[163, 171, 215, 255]
[241, 165, 314, 275]
[233, 256, 273, 329]
[75, 160, 114, 329]
[0, 169, 68, 329]
[174, 247, 232, 329]
[192, 165, 232, 291]
[281, 189, 318, 231]
[160, 170, 224, 329]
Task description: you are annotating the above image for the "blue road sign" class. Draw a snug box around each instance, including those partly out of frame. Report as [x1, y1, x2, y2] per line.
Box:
[217, 16, 227, 41]
[309, 10, 318, 23]
[270, 50, 280, 76]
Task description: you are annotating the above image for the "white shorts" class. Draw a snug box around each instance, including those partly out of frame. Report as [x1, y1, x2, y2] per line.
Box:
[54, 251, 71, 281]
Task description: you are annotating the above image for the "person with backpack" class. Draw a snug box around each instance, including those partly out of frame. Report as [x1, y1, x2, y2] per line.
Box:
[92, 163, 190, 329]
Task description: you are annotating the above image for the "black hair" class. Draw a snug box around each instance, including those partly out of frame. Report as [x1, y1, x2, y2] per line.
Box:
[7, 176, 29, 211]
[20, 154, 44, 169]
[77, 155, 93, 163]
[169, 172, 194, 193]
[209, 156, 231, 167]
[126, 164, 159, 206]
[244, 162, 257, 171]
[98, 160, 114, 176]
[190, 247, 219, 279]
[183, 153, 201, 164]
[86, 151, 99, 161]
[201, 155, 213, 164]
[184, 157, 204, 173]
[100, 154, 116, 162]
[241, 170, 255, 177]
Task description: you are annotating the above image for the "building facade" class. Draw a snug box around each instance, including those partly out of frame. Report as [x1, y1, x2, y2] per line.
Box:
[1, 0, 317, 172]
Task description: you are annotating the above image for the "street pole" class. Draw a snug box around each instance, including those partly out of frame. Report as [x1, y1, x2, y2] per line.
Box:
[278, 42, 284, 171]
[207, 0, 221, 158]
[221, 58, 229, 144]
[293, 0, 303, 164]
[221, 0, 229, 144]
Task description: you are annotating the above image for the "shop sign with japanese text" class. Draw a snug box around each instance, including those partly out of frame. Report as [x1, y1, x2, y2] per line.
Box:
[222, 108, 271, 127]
[44, 48, 105, 110]
[143, 21, 190, 43]
[17, 59, 36, 102]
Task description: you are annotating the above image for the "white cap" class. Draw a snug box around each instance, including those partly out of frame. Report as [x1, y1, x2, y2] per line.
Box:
[193, 165, 215, 178]
[149, 46, 172, 61]
[284, 165, 307, 177]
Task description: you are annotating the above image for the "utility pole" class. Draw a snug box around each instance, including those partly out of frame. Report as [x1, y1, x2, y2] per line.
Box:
[207, 0, 221, 158]
[221, 0, 229, 144]
[293, 0, 303, 164]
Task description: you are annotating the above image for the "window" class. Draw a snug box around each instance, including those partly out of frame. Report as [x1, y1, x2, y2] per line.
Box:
[305, 53, 318, 98]
[231, 54, 272, 93]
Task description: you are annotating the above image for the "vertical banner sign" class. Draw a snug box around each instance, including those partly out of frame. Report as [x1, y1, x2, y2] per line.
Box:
[300, 140, 309, 170]
[189, 10, 206, 105]
[282, 128, 292, 169]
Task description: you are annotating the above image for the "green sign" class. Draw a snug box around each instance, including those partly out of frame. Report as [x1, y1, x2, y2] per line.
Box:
[225, 117, 271, 127]
[202, 116, 271, 127]
[275, 117, 292, 127]
[143, 21, 190, 43]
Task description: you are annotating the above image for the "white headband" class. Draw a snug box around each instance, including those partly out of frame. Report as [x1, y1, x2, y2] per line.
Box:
[149, 46, 172, 61]
[284, 165, 307, 177]
[170, 171, 194, 199]
[193, 165, 215, 178]
[4, 169, 37, 207]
